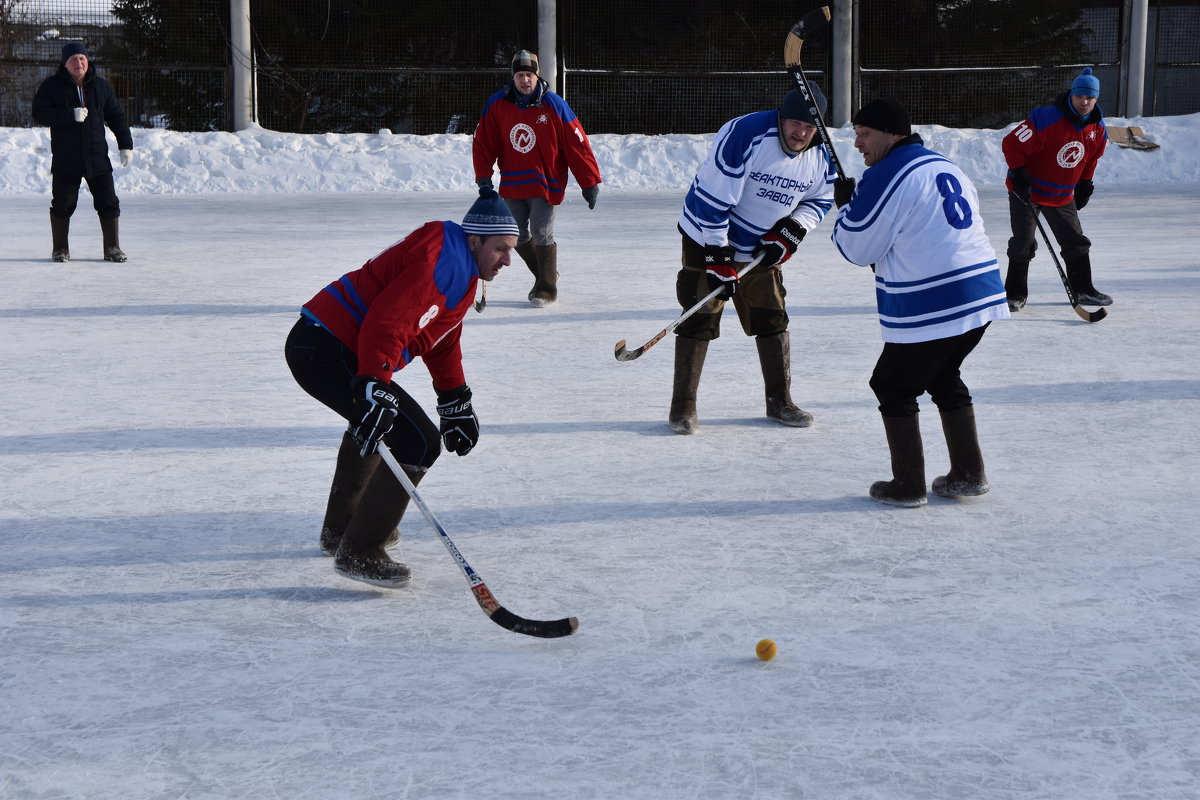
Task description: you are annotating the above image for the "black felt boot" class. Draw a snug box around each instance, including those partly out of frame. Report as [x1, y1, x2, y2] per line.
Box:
[1066, 254, 1112, 306]
[931, 406, 989, 498]
[870, 414, 927, 508]
[51, 212, 70, 262]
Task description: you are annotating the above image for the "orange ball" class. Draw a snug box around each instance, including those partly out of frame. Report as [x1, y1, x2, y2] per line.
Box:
[755, 638, 777, 661]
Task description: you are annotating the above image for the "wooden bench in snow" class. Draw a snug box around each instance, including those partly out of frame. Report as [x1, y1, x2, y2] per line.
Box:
[1106, 125, 1160, 151]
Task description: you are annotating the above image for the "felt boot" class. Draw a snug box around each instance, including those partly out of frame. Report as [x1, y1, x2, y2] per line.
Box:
[870, 414, 927, 508]
[100, 216, 128, 262]
[668, 336, 708, 435]
[931, 406, 990, 498]
[334, 461, 424, 587]
[756, 332, 813, 427]
[51, 212, 71, 262]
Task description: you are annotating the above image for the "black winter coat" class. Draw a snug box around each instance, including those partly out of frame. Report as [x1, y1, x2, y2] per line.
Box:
[32, 63, 133, 177]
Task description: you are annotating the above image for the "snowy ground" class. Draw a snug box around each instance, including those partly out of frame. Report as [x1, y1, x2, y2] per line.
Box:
[2, 117, 1199, 799]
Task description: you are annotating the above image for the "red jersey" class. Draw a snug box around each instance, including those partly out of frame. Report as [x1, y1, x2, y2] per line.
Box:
[301, 221, 478, 391]
[1003, 94, 1107, 207]
[472, 81, 602, 205]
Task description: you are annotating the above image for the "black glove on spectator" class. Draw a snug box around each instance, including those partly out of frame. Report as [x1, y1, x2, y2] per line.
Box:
[755, 217, 806, 267]
[349, 376, 400, 457]
[436, 384, 479, 456]
[833, 177, 857, 208]
[1074, 178, 1094, 210]
[703, 244, 738, 300]
[1010, 167, 1032, 203]
[582, 185, 599, 209]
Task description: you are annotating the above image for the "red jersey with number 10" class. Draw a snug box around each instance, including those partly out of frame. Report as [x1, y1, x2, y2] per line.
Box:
[1002, 95, 1107, 207]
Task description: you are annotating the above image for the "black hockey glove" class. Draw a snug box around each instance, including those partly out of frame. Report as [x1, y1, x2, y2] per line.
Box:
[1010, 167, 1032, 203]
[581, 185, 599, 210]
[833, 177, 856, 208]
[755, 217, 806, 267]
[349, 376, 400, 457]
[436, 384, 479, 456]
[703, 244, 738, 300]
[1074, 178, 1094, 210]
[476, 177, 494, 191]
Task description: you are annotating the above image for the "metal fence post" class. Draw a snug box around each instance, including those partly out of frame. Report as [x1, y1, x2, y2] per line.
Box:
[230, 0, 254, 130]
[831, 0, 852, 127]
[538, 0, 557, 95]
[1124, 0, 1148, 117]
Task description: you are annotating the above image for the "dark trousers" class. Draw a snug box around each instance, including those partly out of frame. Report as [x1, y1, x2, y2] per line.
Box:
[1006, 193, 1090, 263]
[869, 324, 989, 417]
[674, 231, 789, 340]
[284, 318, 442, 469]
[50, 172, 121, 219]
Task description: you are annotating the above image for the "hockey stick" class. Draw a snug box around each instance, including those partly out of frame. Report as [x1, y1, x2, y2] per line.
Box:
[1020, 197, 1107, 323]
[474, 281, 486, 313]
[613, 252, 765, 362]
[784, 5, 847, 181]
[377, 445, 579, 639]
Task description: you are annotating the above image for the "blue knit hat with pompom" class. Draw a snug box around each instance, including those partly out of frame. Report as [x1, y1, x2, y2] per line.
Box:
[1071, 68, 1100, 98]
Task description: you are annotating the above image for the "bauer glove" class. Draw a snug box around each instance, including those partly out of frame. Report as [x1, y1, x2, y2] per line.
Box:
[349, 376, 400, 457]
[755, 217, 806, 267]
[703, 244, 738, 300]
[436, 384, 479, 456]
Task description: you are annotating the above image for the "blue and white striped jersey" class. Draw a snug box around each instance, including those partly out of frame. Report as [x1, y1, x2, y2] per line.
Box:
[832, 139, 1009, 343]
[679, 110, 835, 260]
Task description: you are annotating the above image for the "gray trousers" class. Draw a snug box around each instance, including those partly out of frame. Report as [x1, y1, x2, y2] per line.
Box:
[503, 196, 557, 247]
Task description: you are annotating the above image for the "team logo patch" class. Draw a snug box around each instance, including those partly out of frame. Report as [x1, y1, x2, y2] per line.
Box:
[510, 123, 536, 153]
[1056, 141, 1086, 169]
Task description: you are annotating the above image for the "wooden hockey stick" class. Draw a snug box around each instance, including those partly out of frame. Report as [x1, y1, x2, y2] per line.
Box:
[1021, 197, 1107, 323]
[378, 446, 579, 638]
[613, 252, 765, 362]
[784, 5, 847, 180]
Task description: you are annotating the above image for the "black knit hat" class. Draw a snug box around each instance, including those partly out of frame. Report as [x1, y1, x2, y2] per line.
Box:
[511, 50, 539, 75]
[60, 42, 88, 65]
[852, 97, 912, 136]
[778, 85, 827, 126]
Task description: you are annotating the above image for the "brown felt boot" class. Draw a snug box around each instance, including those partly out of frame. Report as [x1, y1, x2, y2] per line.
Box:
[51, 212, 71, 262]
[756, 332, 813, 428]
[515, 240, 538, 279]
[870, 414, 927, 508]
[100, 217, 128, 262]
[668, 335, 708, 435]
[319, 432, 401, 556]
[334, 461, 425, 587]
[931, 406, 990, 498]
[530, 243, 558, 306]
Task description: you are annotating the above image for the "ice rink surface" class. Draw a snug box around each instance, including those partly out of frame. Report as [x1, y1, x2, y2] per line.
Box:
[2, 136, 1199, 798]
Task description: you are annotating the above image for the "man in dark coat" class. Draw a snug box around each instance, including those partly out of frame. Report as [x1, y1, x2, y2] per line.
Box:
[32, 41, 134, 263]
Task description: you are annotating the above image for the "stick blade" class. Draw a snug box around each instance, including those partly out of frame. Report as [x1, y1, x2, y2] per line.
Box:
[490, 606, 580, 638]
[784, 5, 832, 66]
[1073, 304, 1108, 323]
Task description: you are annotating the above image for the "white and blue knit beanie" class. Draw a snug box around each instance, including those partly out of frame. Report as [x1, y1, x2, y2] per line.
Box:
[462, 188, 519, 237]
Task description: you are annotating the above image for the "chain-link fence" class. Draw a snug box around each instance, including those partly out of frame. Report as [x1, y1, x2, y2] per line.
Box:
[2, 0, 1197, 133]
